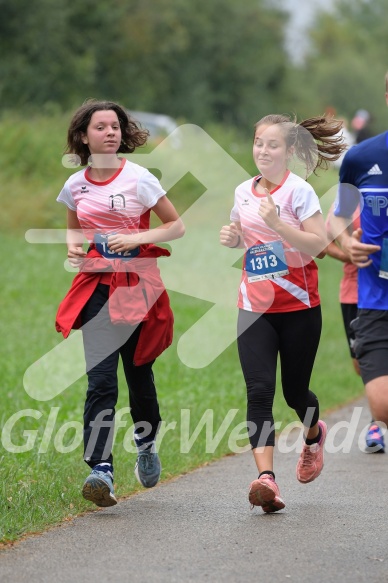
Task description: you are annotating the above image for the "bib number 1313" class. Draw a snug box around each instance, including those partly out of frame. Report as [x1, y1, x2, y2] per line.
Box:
[249, 254, 278, 271]
[245, 240, 289, 282]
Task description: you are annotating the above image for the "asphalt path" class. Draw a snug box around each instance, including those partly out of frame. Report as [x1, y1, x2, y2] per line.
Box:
[1, 397, 387, 583]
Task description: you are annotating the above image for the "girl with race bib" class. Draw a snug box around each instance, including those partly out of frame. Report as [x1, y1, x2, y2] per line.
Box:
[55, 100, 184, 507]
[220, 114, 346, 512]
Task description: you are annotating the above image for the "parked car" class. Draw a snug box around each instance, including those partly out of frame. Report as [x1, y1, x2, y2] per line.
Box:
[127, 110, 180, 146]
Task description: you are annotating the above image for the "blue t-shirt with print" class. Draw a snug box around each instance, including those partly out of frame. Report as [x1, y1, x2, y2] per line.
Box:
[334, 132, 388, 309]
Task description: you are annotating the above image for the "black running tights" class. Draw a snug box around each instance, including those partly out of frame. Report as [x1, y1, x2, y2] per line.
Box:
[237, 306, 322, 448]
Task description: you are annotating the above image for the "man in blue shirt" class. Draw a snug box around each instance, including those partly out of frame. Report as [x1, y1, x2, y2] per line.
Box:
[331, 72, 388, 452]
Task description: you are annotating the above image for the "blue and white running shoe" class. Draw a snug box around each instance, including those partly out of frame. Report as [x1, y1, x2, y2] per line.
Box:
[82, 465, 118, 506]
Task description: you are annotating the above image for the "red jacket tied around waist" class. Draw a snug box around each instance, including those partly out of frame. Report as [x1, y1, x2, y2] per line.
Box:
[55, 245, 173, 366]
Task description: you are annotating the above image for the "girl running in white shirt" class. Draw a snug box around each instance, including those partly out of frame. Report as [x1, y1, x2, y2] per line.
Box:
[220, 114, 346, 512]
[56, 100, 184, 507]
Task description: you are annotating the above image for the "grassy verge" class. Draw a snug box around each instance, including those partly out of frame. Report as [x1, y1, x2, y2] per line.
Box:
[0, 230, 363, 543]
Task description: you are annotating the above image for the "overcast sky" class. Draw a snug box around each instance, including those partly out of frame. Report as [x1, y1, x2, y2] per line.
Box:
[280, 0, 336, 62]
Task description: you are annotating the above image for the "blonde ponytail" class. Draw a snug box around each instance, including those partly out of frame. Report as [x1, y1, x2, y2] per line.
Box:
[254, 114, 348, 176]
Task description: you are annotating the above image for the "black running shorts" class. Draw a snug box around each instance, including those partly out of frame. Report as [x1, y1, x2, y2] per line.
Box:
[350, 309, 388, 384]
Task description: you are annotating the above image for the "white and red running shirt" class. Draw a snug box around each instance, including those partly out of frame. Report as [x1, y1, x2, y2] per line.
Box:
[57, 158, 166, 241]
[230, 170, 322, 313]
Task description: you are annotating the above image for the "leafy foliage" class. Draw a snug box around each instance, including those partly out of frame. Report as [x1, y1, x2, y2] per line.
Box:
[0, 0, 387, 131]
[0, 0, 289, 126]
[291, 0, 388, 132]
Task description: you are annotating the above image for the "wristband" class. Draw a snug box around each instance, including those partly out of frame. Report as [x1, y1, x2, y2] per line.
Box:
[230, 235, 241, 248]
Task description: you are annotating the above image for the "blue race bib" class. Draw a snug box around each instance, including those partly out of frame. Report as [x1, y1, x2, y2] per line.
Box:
[245, 240, 289, 282]
[94, 233, 140, 260]
[379, 238, 388, 279]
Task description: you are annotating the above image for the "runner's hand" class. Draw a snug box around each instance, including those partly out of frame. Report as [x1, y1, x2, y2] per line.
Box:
[67, 246, 86, 267]
[108, 233, 141, 252]
[258, 189, 281, 231]
[220, 222, 240, 247]
[348, 228, 380, 268]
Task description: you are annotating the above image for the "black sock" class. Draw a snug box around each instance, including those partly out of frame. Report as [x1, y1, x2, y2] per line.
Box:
[258, 470, 275, 480]
[305, 426, 321, 446]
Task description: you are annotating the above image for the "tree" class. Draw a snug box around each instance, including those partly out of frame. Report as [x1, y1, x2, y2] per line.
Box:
[291, 0, 388, 132]
[0, 0, 292, 127]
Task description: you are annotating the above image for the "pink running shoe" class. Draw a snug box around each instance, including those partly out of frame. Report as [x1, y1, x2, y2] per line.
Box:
[296, 420, 327, 484]
[248, 474, 285, 513]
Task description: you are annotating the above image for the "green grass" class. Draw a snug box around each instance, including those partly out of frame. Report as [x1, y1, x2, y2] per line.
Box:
[0, 235, 248, 541]
[0, 227, 363, 543]
[0, 115, 364, 543]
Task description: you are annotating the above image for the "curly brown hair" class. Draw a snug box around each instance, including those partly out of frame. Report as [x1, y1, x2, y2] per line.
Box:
[254, 113, 348, 176]
[65, 99, 149, 166]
